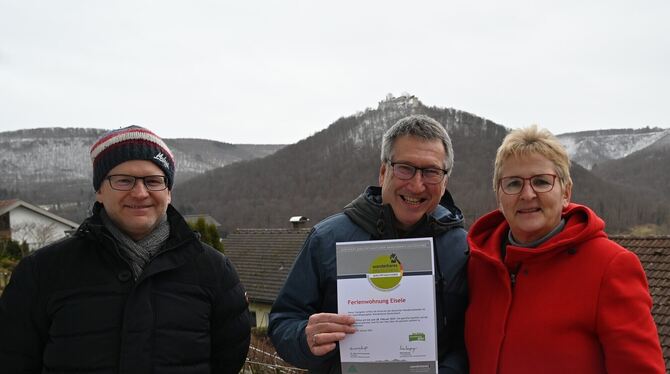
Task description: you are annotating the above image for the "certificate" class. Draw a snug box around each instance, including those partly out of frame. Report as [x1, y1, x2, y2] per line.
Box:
[336, 238, 437, 374]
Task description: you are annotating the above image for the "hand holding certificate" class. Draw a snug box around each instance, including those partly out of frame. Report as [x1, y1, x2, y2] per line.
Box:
[337, 238, 438, 374]
[304, 313, 356, 356]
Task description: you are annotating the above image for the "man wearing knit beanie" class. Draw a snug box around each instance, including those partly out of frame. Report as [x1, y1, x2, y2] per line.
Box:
[0, 125, 251, 373]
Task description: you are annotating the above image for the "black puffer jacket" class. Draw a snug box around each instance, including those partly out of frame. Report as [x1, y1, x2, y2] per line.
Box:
[0, 204, 250, 374]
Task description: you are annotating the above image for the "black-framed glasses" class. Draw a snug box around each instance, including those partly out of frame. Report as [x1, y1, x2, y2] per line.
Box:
[499, 174, 557, 195]
[389, 162, 448, 185]
[106, 175, 168, 191]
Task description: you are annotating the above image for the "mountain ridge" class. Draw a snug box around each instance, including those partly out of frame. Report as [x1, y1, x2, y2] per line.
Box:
[1, 95, 668, 234]
[0, 127, 284, 221]
[558, 127, 670, 169]
[172, 95, 668, 234]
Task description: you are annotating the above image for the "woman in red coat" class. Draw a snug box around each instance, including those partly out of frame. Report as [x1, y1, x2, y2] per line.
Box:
[465, 125, 665, 373]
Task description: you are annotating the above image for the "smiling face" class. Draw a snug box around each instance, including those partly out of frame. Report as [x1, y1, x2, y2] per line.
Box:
[379, 135, 448, 231]
[96, 160, 171, 241]
[496, 153, 571, 244]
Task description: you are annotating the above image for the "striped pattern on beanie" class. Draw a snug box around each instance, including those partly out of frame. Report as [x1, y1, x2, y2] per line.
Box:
[90, 126, 175, 191]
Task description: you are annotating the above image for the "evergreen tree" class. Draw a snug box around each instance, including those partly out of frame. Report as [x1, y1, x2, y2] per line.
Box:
[188, 217, 224, 253]
[0, 239, 27, 260]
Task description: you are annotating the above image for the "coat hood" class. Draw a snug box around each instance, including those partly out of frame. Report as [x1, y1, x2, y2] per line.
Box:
[343, 186, 464, 239]
[468, 203, 607, 265]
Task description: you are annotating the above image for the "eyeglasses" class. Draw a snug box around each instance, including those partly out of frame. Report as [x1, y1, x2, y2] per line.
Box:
[106, 175, 168, 191]
[389, 162, 448, 185]
[498, 174, 557, 195]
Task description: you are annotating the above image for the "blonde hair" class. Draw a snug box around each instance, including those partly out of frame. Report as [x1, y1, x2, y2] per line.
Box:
[493, 125, 572, 193]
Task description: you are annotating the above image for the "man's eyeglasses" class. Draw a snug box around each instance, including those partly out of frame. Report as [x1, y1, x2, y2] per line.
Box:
[389, 162, 448, 185]
[498, 174, 557, 195]
[106, 175, 168, 191]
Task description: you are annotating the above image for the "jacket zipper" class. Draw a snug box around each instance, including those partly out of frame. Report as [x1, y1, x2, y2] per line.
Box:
[496, 262, 522, 372]
[98, 229, 195, 371]
[509, 263, 522, 288]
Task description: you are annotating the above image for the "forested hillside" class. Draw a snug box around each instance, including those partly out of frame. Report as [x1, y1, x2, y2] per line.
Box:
[2, 97, 667, 234]
[173, 96, 670, 234]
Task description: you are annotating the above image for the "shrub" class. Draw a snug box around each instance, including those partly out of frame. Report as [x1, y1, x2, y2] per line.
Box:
[188, 217, 224, 253]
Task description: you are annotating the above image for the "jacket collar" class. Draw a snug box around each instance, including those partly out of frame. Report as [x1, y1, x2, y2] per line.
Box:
[75, 202, 201, 268]
[468, 203, 606, 265]
[343, 186, 464, 239]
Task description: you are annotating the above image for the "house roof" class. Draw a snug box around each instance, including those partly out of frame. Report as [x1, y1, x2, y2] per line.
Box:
[223, 229, 670, 366]
[183, 214, 221, 227]
[0, 199, 78, 228]
[611, 235, 670, 366]
[0, 199, 19, 209]
[223, 228, 311, 304]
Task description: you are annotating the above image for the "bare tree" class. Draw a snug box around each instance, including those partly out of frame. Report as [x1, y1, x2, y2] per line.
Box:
[12, 222, 59, 251]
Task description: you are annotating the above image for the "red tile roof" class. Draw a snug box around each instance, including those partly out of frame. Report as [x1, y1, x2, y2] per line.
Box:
[611, 235, 670, 369]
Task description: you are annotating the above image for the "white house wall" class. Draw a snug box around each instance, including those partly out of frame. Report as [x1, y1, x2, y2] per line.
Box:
[10, 206, 74, 250]
[249, 302, 272, 329]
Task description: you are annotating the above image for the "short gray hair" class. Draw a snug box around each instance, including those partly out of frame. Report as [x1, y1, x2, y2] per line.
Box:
[380, 114, 454, 176]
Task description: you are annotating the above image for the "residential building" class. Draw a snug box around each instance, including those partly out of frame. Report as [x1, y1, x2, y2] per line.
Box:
[0, 199, 78, 251]
[223, 228, 311, 328]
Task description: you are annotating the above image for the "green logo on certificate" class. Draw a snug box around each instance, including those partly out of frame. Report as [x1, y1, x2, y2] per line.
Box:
[409, 332, 426, 341]
[367, 253, 403, 290]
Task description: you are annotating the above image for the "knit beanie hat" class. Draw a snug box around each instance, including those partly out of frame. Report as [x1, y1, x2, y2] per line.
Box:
[90, 126, 175, 191]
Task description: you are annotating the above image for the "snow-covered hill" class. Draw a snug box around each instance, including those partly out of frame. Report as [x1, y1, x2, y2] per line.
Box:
[1, 101, 667, 231]
[0, 127, 284, 217]
[558, 128, 670, 169]
[0, 128, 283, 189]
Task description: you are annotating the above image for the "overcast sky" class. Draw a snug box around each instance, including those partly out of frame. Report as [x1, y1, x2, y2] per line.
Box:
[1, 0, 668, 144]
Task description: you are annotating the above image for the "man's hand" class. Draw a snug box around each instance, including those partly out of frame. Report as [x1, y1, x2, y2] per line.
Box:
[305, 313, 356, 356]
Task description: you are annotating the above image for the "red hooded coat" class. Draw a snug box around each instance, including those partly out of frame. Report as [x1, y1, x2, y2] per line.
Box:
[465, 203, 665, 373]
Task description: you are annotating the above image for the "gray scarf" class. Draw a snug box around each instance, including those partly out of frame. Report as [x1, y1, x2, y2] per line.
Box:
[101, 209, 170, 279]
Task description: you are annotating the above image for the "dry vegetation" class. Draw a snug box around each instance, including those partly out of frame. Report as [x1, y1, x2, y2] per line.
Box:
[242, 331, 306, 374]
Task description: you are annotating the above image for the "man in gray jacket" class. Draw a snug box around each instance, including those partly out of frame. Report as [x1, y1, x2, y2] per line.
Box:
[269, 115, 469, 374]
